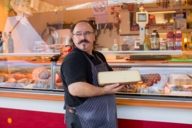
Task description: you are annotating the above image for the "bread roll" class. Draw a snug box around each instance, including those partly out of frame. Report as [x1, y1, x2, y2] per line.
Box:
[38, 70, 50, 79]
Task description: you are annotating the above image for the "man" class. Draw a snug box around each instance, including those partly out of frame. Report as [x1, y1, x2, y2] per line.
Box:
[60, 20, 124, 128]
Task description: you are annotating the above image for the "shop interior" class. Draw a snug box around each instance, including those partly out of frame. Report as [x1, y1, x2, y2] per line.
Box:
[0, 0, 192, 95]
[0, 0, 192, 127]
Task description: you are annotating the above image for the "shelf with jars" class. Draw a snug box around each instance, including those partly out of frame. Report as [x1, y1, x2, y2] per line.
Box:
[0, 52, 59, 57]
[100, 50, 182, 55]
[146, 5, 192, 13]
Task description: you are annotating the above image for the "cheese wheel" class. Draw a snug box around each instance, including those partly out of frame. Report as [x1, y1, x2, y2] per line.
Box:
[98, 70, 141, 86]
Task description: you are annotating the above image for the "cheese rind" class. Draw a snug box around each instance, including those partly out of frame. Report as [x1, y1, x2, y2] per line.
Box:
[98, 70, 141, 85]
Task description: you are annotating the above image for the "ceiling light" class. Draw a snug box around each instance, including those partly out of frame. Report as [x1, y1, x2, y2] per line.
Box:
[65, 0, 157, 11]
[65, 2, 93, 10]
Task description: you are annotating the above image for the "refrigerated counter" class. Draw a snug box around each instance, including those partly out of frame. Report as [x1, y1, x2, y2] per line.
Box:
[0, 52, 192, 128]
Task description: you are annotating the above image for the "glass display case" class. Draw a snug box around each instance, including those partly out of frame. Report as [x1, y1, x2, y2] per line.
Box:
[1, 50, 192, 101]
[1, 51, 192, 128]
[0, 53, 63, 91]
[102, 50, 192, 101]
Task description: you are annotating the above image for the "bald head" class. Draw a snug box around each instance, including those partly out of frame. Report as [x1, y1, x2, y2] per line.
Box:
[71, 21, 96, 55]
[71, 20, 95, 33]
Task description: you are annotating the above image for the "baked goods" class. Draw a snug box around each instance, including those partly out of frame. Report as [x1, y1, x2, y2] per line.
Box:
[38, 70, 51, 79]
[32, 67, 51, 89]
[55, 73, 63, 89]
[0, 75, 6, 82]
[119, 73, 162, 93]
[168, 74, 192, 86]
[166, 73, 192, 92]
[11, 73, 26, 80]
[32, 67, 51, 80]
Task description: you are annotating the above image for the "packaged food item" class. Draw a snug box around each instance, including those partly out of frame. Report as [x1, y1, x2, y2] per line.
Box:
[167, 74, 192, 88]
[134, 39, 141, 50]
[160, 38, 167, 50]
[167, 29, 175, 50]
[121, 43, 129, 51]
[175, 12, 187, 30]
[186, 9, 192, 29]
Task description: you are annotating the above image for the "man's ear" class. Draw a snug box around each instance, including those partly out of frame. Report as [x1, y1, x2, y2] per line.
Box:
[69, 38, 75, 47]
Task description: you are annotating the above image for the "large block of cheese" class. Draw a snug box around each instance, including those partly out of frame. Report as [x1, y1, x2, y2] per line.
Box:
[98, 70, 141, 85]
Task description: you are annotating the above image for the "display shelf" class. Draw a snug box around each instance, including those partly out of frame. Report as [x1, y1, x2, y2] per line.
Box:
[0, 52, 60, 57]
[149, 28, 192, 34]
[0, 53, 62, 91]
[119, 31, 139, 36]
[109, 61, 192, 67]
[146, 5, 192, 12]
[100, 50, 182, 55]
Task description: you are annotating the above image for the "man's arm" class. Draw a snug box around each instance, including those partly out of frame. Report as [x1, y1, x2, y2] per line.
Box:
[68, 82, 124, 97]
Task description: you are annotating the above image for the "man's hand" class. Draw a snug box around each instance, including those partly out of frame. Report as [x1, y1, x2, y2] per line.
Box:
[103, 83, 125, 94]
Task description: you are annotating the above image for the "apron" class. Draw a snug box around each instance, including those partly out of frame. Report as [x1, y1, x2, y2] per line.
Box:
[66, 53, 117, 128]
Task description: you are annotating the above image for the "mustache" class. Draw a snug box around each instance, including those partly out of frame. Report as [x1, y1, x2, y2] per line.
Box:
[78, 39, 89, 44]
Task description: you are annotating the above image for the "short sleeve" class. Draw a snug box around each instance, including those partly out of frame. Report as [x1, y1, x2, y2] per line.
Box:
[61, 52, 88, 86]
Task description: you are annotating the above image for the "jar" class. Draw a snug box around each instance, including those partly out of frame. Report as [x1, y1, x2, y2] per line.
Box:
[111, 39, 119, 51]
[160, 38, 167, 50]
[111, 43, 119, 51]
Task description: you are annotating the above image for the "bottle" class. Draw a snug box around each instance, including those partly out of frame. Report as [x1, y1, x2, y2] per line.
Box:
[0, 32, 3, 53]
[143, 29, 151, 50]
[174, 28, 182, 50]
[185, 32, 191, 50]
[111, 38, 119, 51]
[167, 28, 175, 50]
[155, 30, 160, 50]
[182, 33, 188, 50]
[150, 31, 156, 50]
[174, 0, 181, 7]
[188, 32, 192, 50]
[7, 32, 14, 53]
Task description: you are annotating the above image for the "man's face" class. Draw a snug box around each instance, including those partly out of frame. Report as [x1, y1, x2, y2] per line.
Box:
[72, 22, 95, 54]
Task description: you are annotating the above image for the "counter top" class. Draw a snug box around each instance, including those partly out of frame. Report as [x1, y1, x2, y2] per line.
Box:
[0, 89, 64, 101]
[117, 97, 192, 109]
[108, 60, 192, 67]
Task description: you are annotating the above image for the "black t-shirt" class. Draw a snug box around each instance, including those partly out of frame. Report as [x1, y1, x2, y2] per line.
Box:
[60, 48, 112, 107]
